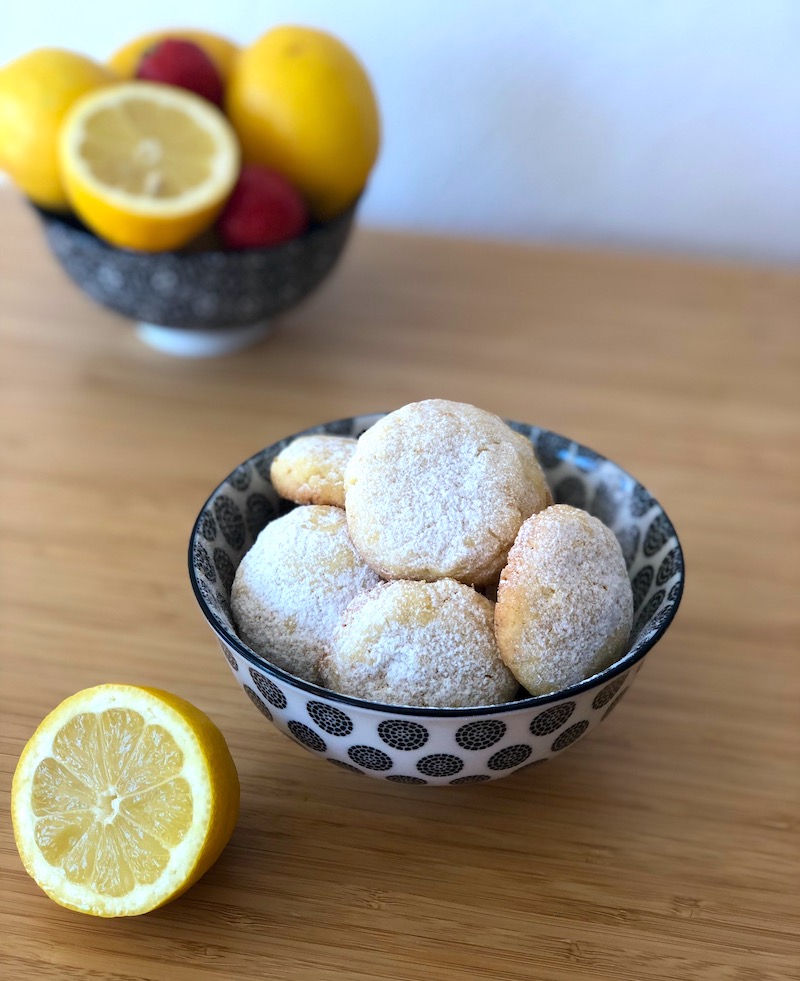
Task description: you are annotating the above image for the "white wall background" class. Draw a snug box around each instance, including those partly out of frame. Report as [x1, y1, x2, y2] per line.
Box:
[3, 1, 800, 262]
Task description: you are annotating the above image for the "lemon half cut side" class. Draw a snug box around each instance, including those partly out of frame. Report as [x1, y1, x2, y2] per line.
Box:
[12, 684, 239, 917]
[59, 82, 240, 251]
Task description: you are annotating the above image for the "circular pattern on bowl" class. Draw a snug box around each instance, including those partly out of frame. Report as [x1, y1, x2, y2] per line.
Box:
[287, 721, 327, 752]
[529, 702, 576, 736]
[213, 548, 236, 592]
[190, 415, 684, 784]
[219, 643, 239, 672]
[592, 677, 625, 710]
[378, 720, 429, 751]
[248, 667, 287, 709]
[348, 745, 393, 771]
[455, 720, 506, 751]
[243, 685, 272, 720]
[307, 701, 354, 737]
[487, 744, 533, 770]
[417, 754, 464, 778]
[551, 721, 591, 752]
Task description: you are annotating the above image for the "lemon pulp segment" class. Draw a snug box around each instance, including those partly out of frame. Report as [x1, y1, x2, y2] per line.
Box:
[31, 709, 192, 898]
[77, 100, 216, 199]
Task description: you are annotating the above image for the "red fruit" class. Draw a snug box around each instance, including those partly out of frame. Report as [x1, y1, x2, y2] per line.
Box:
[218, 166, 310, 249]
[136, 39, 224, 107]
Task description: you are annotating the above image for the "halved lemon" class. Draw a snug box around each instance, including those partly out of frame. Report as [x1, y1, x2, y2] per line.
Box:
[59, 82, 240, 251]
[12, 685, 239, 917]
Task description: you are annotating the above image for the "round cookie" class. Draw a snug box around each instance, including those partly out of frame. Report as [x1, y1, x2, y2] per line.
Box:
[321, 578, 518, 708]
[231, 505, 381, 683]
[495, 505, 633, 696]
[271, 434, 356, 508]
[344, 399, 551, 586]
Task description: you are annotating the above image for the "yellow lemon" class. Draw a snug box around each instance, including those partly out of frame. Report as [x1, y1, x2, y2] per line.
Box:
[58, 81, 240, 251]
[12, 684, 239, 917]
[0, 48, 115, 210]
[108, 29, 239, 83]
[226, 26, 380, 219]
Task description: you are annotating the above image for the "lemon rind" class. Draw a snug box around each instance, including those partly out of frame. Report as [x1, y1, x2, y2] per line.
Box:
[12, 684, 221, 917]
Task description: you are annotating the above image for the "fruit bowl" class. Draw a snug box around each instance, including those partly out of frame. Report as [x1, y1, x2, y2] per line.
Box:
[188, 415, 685, 785]
[33, 201, 357, 356]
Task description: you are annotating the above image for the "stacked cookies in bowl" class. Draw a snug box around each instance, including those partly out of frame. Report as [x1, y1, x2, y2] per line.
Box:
[232, 399, 633, 708]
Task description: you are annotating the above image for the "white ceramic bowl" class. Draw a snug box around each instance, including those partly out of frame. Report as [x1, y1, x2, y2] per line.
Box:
[189, 415, 684, 785]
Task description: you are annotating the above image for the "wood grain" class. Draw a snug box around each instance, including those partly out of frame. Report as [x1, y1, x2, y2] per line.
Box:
[1, 189, 797, 981]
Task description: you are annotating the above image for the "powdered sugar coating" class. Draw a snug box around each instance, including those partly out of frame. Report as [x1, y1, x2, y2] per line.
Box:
[322, 579, 519, 708]
[495, 505, 633, 696]
[231, 505, 381, 684]
[271, 435, 356, 509]
[344, 399, 551, 586]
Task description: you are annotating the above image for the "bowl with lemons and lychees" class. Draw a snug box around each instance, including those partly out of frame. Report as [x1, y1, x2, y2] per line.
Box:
[188, 401, 685, 787]
[0, 26, 379, 356]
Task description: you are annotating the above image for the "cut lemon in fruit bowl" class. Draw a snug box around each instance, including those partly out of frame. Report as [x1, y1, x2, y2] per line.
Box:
[58, 81, 240, 252]
[11, 684, 239, 917]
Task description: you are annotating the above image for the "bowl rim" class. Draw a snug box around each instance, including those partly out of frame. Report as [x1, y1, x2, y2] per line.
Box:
[188, 416, 685, 718]
[31, 196, 360, 260]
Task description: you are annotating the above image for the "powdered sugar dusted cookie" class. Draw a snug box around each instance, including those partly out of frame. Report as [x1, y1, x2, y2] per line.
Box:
[344, 399, 551, 586]
[495, 505, 633, 696]
[271, 434, 356, 508]
[321, 578, 518, 708]
[231, 505, 381, 683]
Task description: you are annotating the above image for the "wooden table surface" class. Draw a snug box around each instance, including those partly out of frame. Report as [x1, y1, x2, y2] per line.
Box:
[0, 188, 797, 980]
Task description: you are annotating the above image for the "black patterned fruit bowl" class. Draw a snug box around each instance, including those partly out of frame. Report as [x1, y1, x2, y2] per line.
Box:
[188, 415, 684, 785]
[32, 202, 357, 357]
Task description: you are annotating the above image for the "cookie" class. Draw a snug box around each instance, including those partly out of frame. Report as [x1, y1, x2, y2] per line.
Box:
[321, 578, 518, 708]
[231, 505, 381, 683]
[344, 399, 550, 586]
[495, 505, 633, 696]
[271, 434, 356, 508]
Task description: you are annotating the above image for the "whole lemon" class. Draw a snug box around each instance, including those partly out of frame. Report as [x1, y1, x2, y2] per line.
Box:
[226, 26, 380, 219]
[0, 48, 115, 210]
[108, 29, 239, 83]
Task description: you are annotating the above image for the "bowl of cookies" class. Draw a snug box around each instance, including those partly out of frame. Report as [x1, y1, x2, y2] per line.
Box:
[189, 400, 684, 785]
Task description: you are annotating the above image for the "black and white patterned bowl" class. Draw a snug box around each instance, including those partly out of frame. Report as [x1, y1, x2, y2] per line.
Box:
[32, 203, 356, 354]
[188, 415, 684, 785]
